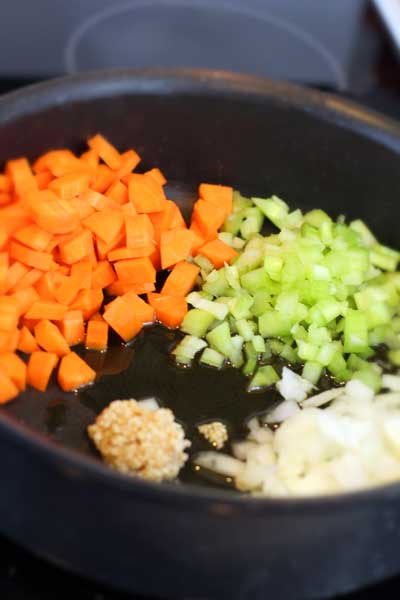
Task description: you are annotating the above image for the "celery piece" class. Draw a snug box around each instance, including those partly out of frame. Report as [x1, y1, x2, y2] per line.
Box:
[259, 311, 292, 338]
[269, 339, 284, 355]
[243, 341, 258, 375]
[251, 291, 272, 317]
[296, 340, 318, 361]
[247, 365, 279, 391]
[333, 369, 352, 383]
[253, 196, 289, 228]
[234, 248, 263, 273]
[229, 293, 254, 320]
[302, 361, 323, 385]
[200, 347, 225, 369]
[275, 290, 299, 314]
[232, 191, 253, 212]
[352, 370, 382, 393]
[218, 232, 234, 246]
[327, 352, 347, 376]
[225, 264, 241, 290]
[283, 209, 303, 229]
[368, 324, 391, 347]
[388, 349, 400, 367]
[232, 236, 246, 250]
[316, 342, 338, 366]
[281, 255, 305, 284]
[317, 298, 346, 323]
[307, 324, 331, 346]
[173, 336, 207, 365]
[186, 292, 229, 320]
[181, 309, 215, 338]
[241, 268, 268, 294]
[240, 207, 264, 240]
[229, 335, 244, 368]
[203, 269, 229, 297]
[236, 319, 255, 341]
[291, 324, 308, 341]
[263, 254, 283, 282]
[222, 211, 245, 235]
[365, 303, 392, 328]
[349, 219, 377, 248]
[206, 321, 232, 357]
[370, 244, 400, 272]
[280, 344, 298, 363]
[301, 223, 320, 240]
[304, 209, 332, 229]
[343, 309, 368, 353]
[252, 335, 266, 353]
[194, 255, 214, 274]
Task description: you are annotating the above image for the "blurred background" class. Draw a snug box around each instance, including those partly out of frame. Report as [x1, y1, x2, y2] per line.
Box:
[2, 1, 400, 599]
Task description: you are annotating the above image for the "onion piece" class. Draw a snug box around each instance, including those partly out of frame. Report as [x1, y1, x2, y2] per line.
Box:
[276, 367, 315, 403]
[302, 387, 344, 408]
[264, 399, 300, 423]
[195, 452, 243, 478]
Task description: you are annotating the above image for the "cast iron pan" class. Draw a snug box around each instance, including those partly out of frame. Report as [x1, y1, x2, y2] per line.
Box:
[1, 69, 400, 600]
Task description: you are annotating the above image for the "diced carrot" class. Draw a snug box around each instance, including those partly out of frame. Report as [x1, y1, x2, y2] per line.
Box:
[160, 229, 194, 269]
[70, 260, 93, 289]
[87, 134, 122, 170]
[28, 189, 79, 234]
[12, 286, 40, 317]
[0, 253, 8, 293]
[85, 318, 109, 351]
[34, 271, 59, 301]
[27, 351, 58, 392]
[0, 203, 31, 234]
[105, 280, 155, 297]
[107, 245, 155, 261]
[114, 256, 156, 284]
[53, 275, 80, 306]
[80, 149, 99, 169]
[20, 318, 40, 333]
[199, 183, 233, 218]
[34, 320, 70, 356]
[191, 198, 225, 239]
[168, 201, 187, 230]
[197, 238, 238, 269]
[161, 261, 200, 297]
[70, 288, 103, 320]
[149, 246, 161, 271]
[33, 149, 86, 177]
[190, 229, 206, 254]
[0, 329, 19, 352]
[0, 297, 18, 331]
[105, 180, 128, 204]
[125, 213, 154, 249]
[69, 195, 96, 220]
[58, 229, 93, 265]
[6, 158, 37, 197]
[91, 261, 116, 289]
[95, 228, 125, 260]
[10, 241, 54, 271]
[35, 171, 54, 190]
[4, 261, 29, 293]
[13, 223, 53, 252]
[145, 168, 167, 186]
[103, 296, 143, 342]
[59, 310, 85, 346]
[128, 174, 167, 213]
[18, 326, 40, 353]
[121, 203, 137, 217]
[121, 291, 155, 323]
[25, 300, 67, 321]
[0, 174, 11, 193]
[116, 149, 141, 178]
[49, 172, 90, 201]
[83, 208, 124, 244]
[0, 193, 11, 207]
[0, 352, 27, 391]
[57, 351, 96, 392]
[0, 370, 19, 404]
[13, 269, 43, 292]
[147, 293, 187, 328]
[91, 165, 116, 193]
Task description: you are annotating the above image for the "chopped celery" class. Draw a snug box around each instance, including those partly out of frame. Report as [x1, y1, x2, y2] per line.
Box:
[280, 344, 298, 363]
[203, 269, 229, 297]
[302, 361, 323, 384]
[218, 232, 234, 246]
[352, 369, 382, 393]
[206, 322, 232, 356]
[229, 335, 244, 368]
[229, 293, 254, 320]
[236, 319, 256, 341]
[252, 335, 266, 353]
[243, 341, 257, 376]
[253, 196, 288, 228]
[200, 348, 225, 368]
[350, 219, 377, 247]
[240, 207, 264, 240]
[240, 268, 268, 294]
[187, 292, 229, 320]
[232, 191, 252, 212]
[304, 209, 332, 228]
[222, 212, 245, 235]
[250, 291, 271, 317]
[173, 336, 207, 364]
[181, 309, 216, 338]
[193, 255, 214, 275]
[248, 365, 279, 391]
[343, 309, 368, 353]
[259, 311, 292, 337]
[388, 349, 400, 366]
[370, 244, 399, 271]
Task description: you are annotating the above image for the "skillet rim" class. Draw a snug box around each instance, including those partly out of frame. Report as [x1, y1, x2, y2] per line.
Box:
[1, 67, 400, 513]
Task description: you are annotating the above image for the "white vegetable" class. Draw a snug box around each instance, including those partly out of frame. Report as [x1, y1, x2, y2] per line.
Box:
[264, 399, 300, 423]
[195, 452, 243, 478]
[137, 398, 159, 411]
[302, 387, 344, 408]
[276, 367, 315, 403]
[345, 379, 374, 403]
[382, 374, 400, 392]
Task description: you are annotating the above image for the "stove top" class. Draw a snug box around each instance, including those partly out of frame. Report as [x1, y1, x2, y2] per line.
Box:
[1, 5, 400, 600]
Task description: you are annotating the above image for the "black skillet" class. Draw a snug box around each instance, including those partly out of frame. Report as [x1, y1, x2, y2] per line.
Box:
[1, 69, 400, 600]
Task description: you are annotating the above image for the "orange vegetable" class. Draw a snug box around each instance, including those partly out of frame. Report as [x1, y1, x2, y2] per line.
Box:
[33, 149, 85, 177]
[0, 193, 11, 206]
[6, 158, 37, 197]
[0, 352, 27, 391]
[13, 223, 53, 252]
[70, 288, 103, 320]
[85, 317, 109, 351]
[106, 280, 155, 297]
[28, 189, 79, 234]
[69, 195, 96, 220]
[58, 229, 93, 265]
[25, 300, 68, 321]
[12, 286, 40, 317]
[114, 256, 156, 284]
[145, 168, 167, 186]
[70, 260, 93, 289]
[0, 297, 18, 331]
[83, 208, 124, 244]
[27, 351, 58, 392]
[49, 172, 90, 200]
[13, 269, 44, 292]
[10, 241, 54, 271]
[0, 230, 9, 251]
[199, 183, 233, 218]
[0, 174, 12, 193]
[105, 180, 128, 204]
[121, 291, 155, 323]
[95, 228, 125, 261]
[103, 296, 143, 342]
[147, 293, 187, 328]
[80, 149, 99, 169]
[160, 229, 194, 269]
[59, 310, 85, 346]
[34, 319, 70, 356]
[197, 238, 238, 269]
[91, 261, 116, 289]
[0, 203, 31, 235]
[0, 330, 19, 352]
[4, 261, 29, 293]
[190, 229, 206, 254]
[117, 149, 141, 178]
[128, 174, 167, 213]
[91, 165, 116, 193]
[161, 261, 200, 297]
[125, 213, 154, 249]
[17, 326, 40, 353]
[107, 245, 156, 261]
[57, 351, 96, 392]
[191, 198, 225, 240]
[53, 276, 81, 305]
[0, 370, 19, 404]
[87, 134, 122, 170]
[35, 171, 54, 190]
